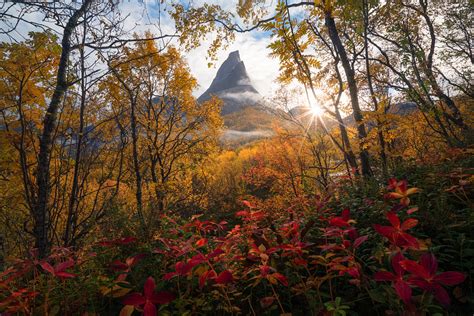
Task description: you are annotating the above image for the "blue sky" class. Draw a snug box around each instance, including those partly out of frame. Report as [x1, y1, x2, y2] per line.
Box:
[118, 0, 281, 97]
[0, 0, 281, 98]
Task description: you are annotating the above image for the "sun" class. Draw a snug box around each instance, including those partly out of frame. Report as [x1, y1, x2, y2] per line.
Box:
[309, 103, 324, 117]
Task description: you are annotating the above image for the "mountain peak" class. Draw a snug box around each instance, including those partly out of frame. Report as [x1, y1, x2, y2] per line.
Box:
[198, 50, 261, 115]
[228, 50, 240, 60]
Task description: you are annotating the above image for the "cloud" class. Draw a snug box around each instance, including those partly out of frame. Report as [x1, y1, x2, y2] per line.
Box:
[219, 90, 263, 103]
[221, 129, 273, 141]
[237, 78, 251, 85]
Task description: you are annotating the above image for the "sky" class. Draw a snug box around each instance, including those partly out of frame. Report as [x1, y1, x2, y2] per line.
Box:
[119, 0, 281, 98]
[185, 31, 281, 98]
[0, 1, 281, 99]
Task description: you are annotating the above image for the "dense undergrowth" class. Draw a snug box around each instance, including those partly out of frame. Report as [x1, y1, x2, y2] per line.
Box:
[1, 154, 473, 316]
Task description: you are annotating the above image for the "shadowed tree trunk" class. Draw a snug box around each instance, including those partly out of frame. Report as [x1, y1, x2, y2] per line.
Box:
[34, 0, 93, 258]
[64, 11, 87, 246]
[324, 11, 373, 177]
[362, 0, 388, 178]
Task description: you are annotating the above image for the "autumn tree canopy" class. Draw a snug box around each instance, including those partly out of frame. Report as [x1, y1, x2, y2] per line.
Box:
[0, 0, 472, 315]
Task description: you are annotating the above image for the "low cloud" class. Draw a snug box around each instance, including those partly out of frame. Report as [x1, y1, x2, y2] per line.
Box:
[237, 78, 252, 85]
[219, 91, 263, 104]
[221, 129, 273, 141]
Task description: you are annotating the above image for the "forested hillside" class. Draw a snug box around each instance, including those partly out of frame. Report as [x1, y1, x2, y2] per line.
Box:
[0, 0, 472, 315]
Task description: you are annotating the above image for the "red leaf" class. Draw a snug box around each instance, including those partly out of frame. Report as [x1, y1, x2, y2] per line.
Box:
[341, 208, 350, 221]
[386, 212, 400, 228]
[407, 207, 418, 214]
[199, 270, 216, 289]
[195, 238, 208, 247]
[98, 241, 114, 247]
[56, 259, 75, 272]
[388, 178, 399, 190]
[346, 267, 360, 279]
[272, 273, 288, 286]
[260, 296, 275, 308]
[163, 272, 178, 280]
[249, 211, 265, 220]
[116, 237, 137, 245]
[434, 272, 466, 286]
[126, 254, 146, 267]
[55, 271, 76, 279]
[353, 235, 368, 248]
[391, 252, 406, 277]
[432, 283, 451, 306]
[242, 200, 253, 208]
[110, 260, 129, 271]
[39, 262, 55, 275]
[398, 232, 420, 249]
[143, 300, 156, 316]
[373, 224, 394, 238]
[207, 248, 225, 259]
[420, 253, 438, 275]
[122, 293, 146, 306]
[259, 265, 271, 277]
[408, 277, 431, 291]
[401, 218, 418, 230]
[175, 262, 192, 275]
[373, 271, 396, 281]
[151, 291, 175, 305]
[235, 210, 249, 217]
[329, 217, 349, 227]
[143, 277, 156, 299]
[399, 180, 408, 192]
[189, 254, 206, 266]
[347, 228, 358, 240]
[399, 260, 430, 279]
[293, 258, 307, 266]
[215, 270, 233, 284]
[394, 280, 412, 304]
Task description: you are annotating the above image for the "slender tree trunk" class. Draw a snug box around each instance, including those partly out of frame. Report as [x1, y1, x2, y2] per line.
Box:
[64, 17, 87, 246]
[149, 155, 165, 213]
[362, 0, 388, 177]
[333, 65, 359, 175]
[129, 93, 145, 230]
[34, 0, 92, 257]
[416, 0, 467, 131]
[334, 107, 359, 173]
[16, 81, 35, 212]
[304, 20, 359, 175]
[109, 64, 147, 232]
[324, 11, 372, 177]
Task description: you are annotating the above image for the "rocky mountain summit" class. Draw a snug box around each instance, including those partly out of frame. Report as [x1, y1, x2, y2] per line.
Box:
[198, 51, 263, 115]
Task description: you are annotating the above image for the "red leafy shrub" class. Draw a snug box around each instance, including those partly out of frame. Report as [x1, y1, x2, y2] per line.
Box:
[0, 179, 469, 315]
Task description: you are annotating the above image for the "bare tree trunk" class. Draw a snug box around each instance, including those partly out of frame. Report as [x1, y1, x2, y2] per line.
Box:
[109, 62, 147, 232]
[34, 0, 92, 258]
[149, 155, 165, 213]
[416, 0, 467, 131]
[129, 93, 145, 228]
[305, 20, 359, 175]
[362, 0, 388, 178]
[286, 14, 359, 175]
[324, 11, 372, 177]
[64, 14, 87, 246]
[332, 63, 359, 175]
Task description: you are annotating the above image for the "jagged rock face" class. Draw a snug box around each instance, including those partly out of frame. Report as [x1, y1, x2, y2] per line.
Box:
[198, 50, 262, 115]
